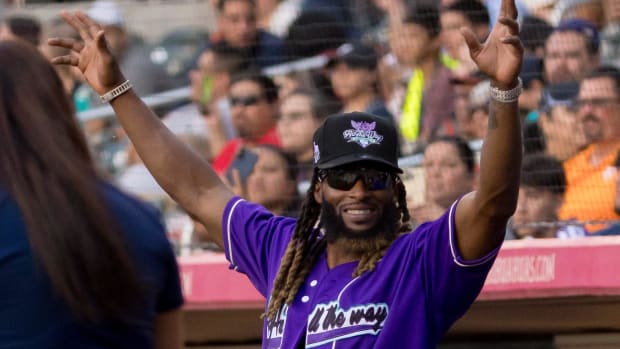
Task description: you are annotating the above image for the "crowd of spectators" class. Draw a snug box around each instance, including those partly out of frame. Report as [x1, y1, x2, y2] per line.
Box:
[4, 0, 620, 250]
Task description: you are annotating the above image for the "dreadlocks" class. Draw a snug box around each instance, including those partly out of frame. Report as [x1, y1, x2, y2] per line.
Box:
[265, 172, 412, 321]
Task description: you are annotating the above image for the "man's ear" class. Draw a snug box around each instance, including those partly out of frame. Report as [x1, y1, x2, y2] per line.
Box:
[314, 181, 323, 204]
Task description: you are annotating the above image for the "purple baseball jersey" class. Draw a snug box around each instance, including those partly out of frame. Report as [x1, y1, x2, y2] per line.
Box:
[222, 197, 500, 348]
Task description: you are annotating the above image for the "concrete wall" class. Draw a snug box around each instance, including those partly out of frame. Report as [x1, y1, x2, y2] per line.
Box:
[6, 0, 217, 43]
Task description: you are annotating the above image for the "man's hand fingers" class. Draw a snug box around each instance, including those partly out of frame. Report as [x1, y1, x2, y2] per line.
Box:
[460, 27, 481, 58]
[50, 55, 79, 66]
[500, 35, 522, 46]
[76, 11, 103, 39]
[498, 16, 519, 35]
[499, 0, 518, 20]
[47, 37, 84, 53]
[60, 11, 92, 41]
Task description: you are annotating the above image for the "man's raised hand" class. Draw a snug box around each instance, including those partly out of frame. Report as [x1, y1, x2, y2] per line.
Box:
[48, 11, 125, 96]
[460, 0, 523, 89]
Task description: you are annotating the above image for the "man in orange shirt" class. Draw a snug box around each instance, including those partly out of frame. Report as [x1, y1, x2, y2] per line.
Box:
[560, 66, 620, 232]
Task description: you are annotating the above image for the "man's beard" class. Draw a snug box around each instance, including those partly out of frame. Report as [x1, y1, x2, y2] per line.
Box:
[318, 198, 401, 256]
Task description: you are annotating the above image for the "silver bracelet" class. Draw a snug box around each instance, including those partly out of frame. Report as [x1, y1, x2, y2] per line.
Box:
[489, 78, 522, 103]
[100, 80, 133, 103]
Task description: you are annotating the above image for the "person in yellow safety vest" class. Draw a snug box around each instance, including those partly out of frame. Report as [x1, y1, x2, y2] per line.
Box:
[387, 5, 457, 155]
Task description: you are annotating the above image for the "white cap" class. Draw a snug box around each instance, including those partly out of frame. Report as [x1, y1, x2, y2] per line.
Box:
[86, 0, 125, 27]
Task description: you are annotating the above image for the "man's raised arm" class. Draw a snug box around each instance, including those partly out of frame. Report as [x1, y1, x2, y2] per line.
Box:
[454, 0, 524, 260]
[49, 12, 230, 247]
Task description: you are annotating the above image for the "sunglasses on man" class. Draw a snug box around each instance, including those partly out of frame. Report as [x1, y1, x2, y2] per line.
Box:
[230, 94, 264, 107]
[318, 168, 395, 191]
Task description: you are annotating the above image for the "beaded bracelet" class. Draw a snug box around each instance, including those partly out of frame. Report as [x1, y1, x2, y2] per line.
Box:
[99, 80, 133, 103]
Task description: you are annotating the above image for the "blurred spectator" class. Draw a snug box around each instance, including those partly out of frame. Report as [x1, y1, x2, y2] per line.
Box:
[559, 0, 604, 28]
[440, 0, 491, 75]
[511, 153, 586, 239]
[256, 0, 301, 37]
[525, 81, 586, 161]
[211, 71, 281, 175]
[0, 14, 41, 46]
[299, 0, 357, 39]
[461, 79, 491, 140]
[284, 10, 349, 59]
[600, 0, 620, 67]
[559, 66, 620, 231]
[149, 28, 211, 89]
[86, 0, 174, 96]
[246, 145, 300, 217]
[387, 4, 456, 154]
[163, 43, 249, 157]
[327, 42, 393, 122]
[353, 0, 405, 46]
[410, 136, 476, 225]
[449, 72, 484, 139]
[117, 133, 211, 216]
[211, 0, 286, 68]
[277, 87, 338, 190]
[520, 16, 554, 58]
[593, 150, 620, 235]
[543, 18, 600, 84]
[518, 55, 546, 115]
[272, 70, 318, 100]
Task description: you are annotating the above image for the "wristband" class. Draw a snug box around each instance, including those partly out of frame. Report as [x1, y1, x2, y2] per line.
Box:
[489, 78, 522, 103]
[100, 80, 132, 103]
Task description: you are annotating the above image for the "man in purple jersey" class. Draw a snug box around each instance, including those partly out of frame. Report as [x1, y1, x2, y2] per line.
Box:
[50, 0, 523, 346]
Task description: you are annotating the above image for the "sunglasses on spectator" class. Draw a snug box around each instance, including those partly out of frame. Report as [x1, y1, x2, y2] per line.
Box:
[573, 97, 619, 109]
[318, 168, 394, 191]
[230, 95, 264, 107]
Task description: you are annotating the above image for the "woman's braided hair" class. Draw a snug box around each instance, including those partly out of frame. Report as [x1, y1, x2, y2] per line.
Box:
[265, 171, 411, 321]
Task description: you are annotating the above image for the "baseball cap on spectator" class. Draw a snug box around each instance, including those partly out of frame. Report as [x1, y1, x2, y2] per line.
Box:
[539, 81, 580, 112]
[554, 19, 599, 55]
[312, 112, 402, 173]
[519, 55, 544, 88]
[327, 42, 378, 70]
[86, 0, 125, 27]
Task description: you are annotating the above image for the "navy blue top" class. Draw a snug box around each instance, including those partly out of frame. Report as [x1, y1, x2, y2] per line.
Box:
[365, 99, 394, 125]
[255, 30, 287, 69]
[0, 184, 183, 349]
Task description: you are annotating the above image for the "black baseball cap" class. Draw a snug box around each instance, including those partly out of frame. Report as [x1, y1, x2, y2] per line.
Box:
[312, 112, 402, 173]
[327, 42, 378, 70]
[554, 19, 599, 55]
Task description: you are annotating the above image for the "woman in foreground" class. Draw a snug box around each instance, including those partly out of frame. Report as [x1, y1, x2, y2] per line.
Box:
[0, 40, 183, 349]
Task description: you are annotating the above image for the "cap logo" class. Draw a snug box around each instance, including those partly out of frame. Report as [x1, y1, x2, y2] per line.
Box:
[343, 120, 383, 148]
[313, 142, 320, 164]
